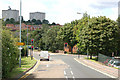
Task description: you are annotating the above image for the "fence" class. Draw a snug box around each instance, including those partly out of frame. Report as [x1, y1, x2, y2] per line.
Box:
[98, 53, 112, 65]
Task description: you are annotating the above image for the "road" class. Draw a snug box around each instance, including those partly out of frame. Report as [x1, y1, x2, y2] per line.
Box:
[24, 51, 116, 80]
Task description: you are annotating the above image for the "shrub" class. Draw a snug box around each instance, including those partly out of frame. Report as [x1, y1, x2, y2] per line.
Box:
[2, 30, 19, 78]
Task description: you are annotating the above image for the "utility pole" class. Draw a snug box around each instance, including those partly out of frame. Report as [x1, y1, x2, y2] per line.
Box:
[19, 0, 22, 67]
[27, 25, 28, 57]
[77, 11, 89, 59]
[87, 12, 89, 59]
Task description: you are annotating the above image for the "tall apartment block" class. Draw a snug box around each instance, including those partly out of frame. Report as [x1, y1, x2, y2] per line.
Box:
[2, 8, 19, 21]
[30, 12, 45, 21]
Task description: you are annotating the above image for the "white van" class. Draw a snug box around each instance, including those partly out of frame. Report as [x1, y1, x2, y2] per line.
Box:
[39, 51, 50, 61]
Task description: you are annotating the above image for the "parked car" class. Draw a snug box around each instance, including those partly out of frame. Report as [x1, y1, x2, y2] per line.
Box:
[34, 47, 39, 50]
[39, 51, 50, 61]
[108, 59, 120, 68]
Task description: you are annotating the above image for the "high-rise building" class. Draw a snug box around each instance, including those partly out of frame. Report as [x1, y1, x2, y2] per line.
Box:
[2, 7, 19, 21]
[30, 12, 45, 21]
[118, 1, 120, 17]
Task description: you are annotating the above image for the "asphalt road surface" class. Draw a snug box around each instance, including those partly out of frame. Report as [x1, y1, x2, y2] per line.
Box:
[25, 51, 116, 80]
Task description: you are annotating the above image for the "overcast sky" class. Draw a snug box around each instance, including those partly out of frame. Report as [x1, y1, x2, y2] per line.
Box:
[0, 0, 119, 25]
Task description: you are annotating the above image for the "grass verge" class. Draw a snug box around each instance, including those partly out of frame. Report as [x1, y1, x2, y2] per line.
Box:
[10, 56, 37, 78]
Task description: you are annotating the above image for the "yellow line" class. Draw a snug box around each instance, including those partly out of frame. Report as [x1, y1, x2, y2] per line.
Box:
[18, 60, 40, 80]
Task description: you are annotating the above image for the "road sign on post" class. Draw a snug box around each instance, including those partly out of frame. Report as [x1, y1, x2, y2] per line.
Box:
[31, 46, 33, 60]
[31, 39, 34, 60]
[16, 42, 25, 46]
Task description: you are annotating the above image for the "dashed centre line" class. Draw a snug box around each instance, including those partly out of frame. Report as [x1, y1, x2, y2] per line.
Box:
[70, 71, 73, 75]
[64, 71, 66, 75]
[64, 66, 75, 80]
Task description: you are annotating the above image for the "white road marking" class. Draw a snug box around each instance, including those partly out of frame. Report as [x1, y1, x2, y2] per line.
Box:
[70, 71, 73, 75]
[65, 76, 68, 80]
[67, 65, 70, 67]
[64, 71, 66, 75]
[73, 76, 75, 80]
[46, 64, 49, 67]
[74, 58, 117, 78]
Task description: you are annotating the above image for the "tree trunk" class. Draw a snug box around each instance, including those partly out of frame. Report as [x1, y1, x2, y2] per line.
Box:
[71, 46, 73, 54]
[96, 53, 98, 61]
[90, 53, 92, 59]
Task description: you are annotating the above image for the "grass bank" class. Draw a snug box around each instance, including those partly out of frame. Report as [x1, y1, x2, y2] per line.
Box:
[10, 57, 37, 78]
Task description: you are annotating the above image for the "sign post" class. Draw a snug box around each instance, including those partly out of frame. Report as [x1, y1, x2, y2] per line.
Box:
[31, 39, 34, 60]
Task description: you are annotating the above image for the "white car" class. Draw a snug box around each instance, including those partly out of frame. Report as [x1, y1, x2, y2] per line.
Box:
[108, 60, 120, 68]
[39, 51, 50, 61]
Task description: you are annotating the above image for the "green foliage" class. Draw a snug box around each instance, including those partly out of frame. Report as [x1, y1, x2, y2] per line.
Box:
[51, 22, 56, 25]
[29, 24, 64, 52]
[21, 46, 28, 56]
[30, 24, 49, 50]
[42, 19, 49, 24]
[4, 18, 15, 25]
[32, 19, 36, 23]
[2, 30, 19, 78]
[57, 21, 78, 53]
[35, 20, 42, 25]
[75, 16, 120, 57]
[42, 26, 64, 52]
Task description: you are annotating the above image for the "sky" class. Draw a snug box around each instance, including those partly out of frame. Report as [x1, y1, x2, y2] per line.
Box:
[0, 0, 119, 25]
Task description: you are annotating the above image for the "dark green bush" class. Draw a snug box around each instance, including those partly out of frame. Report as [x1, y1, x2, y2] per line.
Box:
[2, 30, 19, 78]
[21, 46, 27, 56]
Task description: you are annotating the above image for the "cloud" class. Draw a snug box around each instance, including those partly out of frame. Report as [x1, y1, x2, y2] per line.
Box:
[90, 0, 119, 9]
[1, 0, 119, 25]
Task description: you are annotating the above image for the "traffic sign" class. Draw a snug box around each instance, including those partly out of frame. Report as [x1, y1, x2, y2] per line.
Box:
[16, 42, 25, 46]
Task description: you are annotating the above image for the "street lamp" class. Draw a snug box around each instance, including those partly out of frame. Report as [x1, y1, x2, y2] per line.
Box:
[19, 0, 22, 67]
[27, 25, 28, 57]
[77, 11, 89, 59]
[77, 12, 82, 14]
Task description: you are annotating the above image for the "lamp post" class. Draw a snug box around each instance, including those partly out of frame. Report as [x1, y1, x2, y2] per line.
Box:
[27, 25, 28, 57]
[77, 11, 89, 59]
[19, 0, 22, 67]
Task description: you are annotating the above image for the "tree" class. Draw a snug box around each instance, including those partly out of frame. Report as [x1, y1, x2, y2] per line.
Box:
[25, 20, 31, 25]
[74, 17, 89, 54]
[42, 26, 64, 52]
[42, 19, 49, 24]
[2, 29, 19, 78]
[31, 19, 36, 24]
[4, 19, 10, 25]
[51, 22, 56, 25]
[31, 29, 42, 48]
[57, 21, 78, 53]
[75, 16, 120, 59]
[9, 18, 15, 24]
[35, 20, 42, 25]
[4, 18, 15, 25]
[30, 24, 50, 50]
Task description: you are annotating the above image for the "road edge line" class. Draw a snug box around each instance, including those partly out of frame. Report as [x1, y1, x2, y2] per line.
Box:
[74, 58, 117, 78]
[18, 57, 40, 80]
